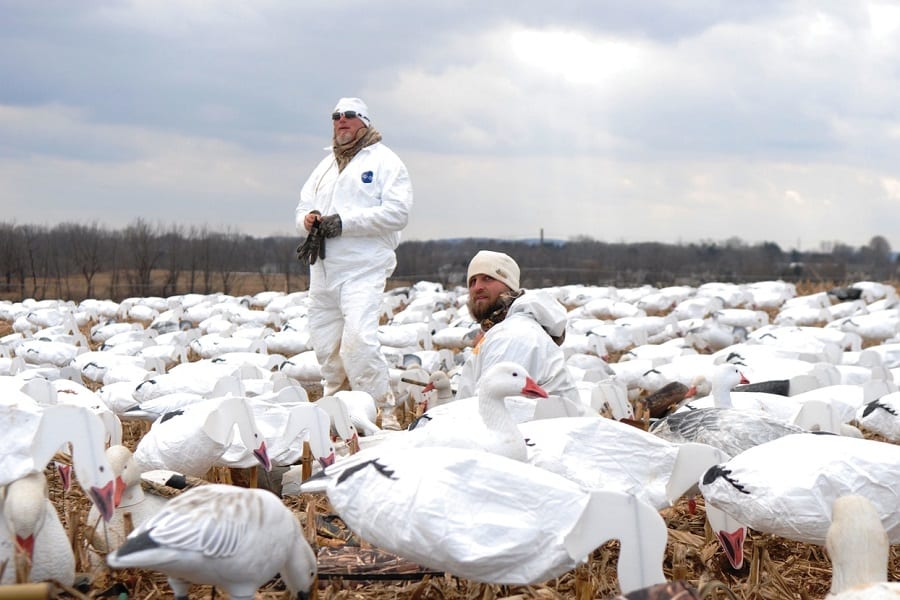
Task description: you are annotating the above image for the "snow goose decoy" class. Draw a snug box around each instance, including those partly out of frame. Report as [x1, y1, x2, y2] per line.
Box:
[133, 395, 271, 478]
[286, 362, 549, 493]
[856, 391, 900, 442]
[408, 361, 549, 435]
[679, 363, 849, 433]
[649, 407, 809, 458]
[301, 445, 666, 593]
[398, 361, 548, 461]
[519, 416, 729, 511]
[106, 483, 317, 600]
[2, 471, 76, 586]
[220, 399, 337, 468]
[325, 390, 380, 437]
[87, 445, 169, 555]
[420, 369, 454, 410]
[825, 494, 900, 598]
[698, 433, 900, 549]
[0, 400, 115, 522]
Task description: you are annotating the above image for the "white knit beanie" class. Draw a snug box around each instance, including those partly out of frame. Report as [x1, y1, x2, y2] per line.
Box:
[467, 250, 520, 290]
[333, 97, 371, 127]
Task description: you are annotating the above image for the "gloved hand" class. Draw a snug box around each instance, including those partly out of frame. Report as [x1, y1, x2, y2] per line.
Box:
[319, 214, 342, 238]
[296, 221, 323, 265]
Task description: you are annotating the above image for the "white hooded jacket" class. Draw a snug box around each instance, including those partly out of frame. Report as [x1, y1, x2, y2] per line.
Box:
[457, 290, 579, 406]
[296, 141, 412, 283]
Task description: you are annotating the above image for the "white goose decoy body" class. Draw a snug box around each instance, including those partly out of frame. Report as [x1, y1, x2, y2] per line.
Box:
[408, 362, 545, 450]
[133, 395, 271, 478]
[2, 471, 76, 585]
[310, 445, 666, 593]
[698, 433, 900, 546]
[106, 484, 317, 600]
[518, 416, 728, 510]
[856, 392, 900, 442]
[293, 362, 549, 493]
[0, 401, 115, 522]
[404, 361, 548, 461]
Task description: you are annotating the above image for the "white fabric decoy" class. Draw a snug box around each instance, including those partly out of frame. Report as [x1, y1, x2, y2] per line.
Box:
[0, 400, 115, 522]
[279, 350, 322, 382]
[106, 484, 317, 600]
[132, 360, 242, 402]
[519, 416, 728, 510]
[324, 390, 380, 437]
[2, 472, 75, 585]
[698, 433, 900, 547]
[399, 361, 548, 461]
[856, 392, 900, 442]
[220, 399, 337, 468]
[133, 395, 271, 478]
[288, 363, 549, 493]
[305, 445, 666, 593]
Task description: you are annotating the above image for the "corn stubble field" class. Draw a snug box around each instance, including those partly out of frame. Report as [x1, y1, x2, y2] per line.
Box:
[4, 278, 900, 600]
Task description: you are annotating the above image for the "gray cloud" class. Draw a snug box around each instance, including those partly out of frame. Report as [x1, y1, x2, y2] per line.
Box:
[1, 1, 899, 252]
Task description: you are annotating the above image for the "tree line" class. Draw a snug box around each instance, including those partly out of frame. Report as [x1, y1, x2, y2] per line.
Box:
[0, 219, 896, 302]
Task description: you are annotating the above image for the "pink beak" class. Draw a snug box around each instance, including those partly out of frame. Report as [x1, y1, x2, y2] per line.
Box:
[521, 376, 549, 399]
[716, 527, 746, 570]
[16, 534, 35, 559]
[56, 462, 72, 492]
[253, 440, 272, 472]
[89, 479, 116, 522]
[114, 475, 126, 507]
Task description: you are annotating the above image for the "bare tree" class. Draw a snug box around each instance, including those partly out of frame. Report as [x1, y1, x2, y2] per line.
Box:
[124, 218, 164, 297]
[211, 229, 244, 295]
[20, 225, 49, 299]
[66, 221, 107, 299]
[0, 222, 27, 297]
[160, 224, 186, 296]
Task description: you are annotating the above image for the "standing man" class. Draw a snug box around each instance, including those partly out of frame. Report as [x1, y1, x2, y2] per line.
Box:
[296, 97, 413, 422]
[457, 250, 581, 409]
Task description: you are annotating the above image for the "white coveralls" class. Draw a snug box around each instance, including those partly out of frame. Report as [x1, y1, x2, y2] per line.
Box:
[296, 142, 412, 403]
[456, 290, 580, 406]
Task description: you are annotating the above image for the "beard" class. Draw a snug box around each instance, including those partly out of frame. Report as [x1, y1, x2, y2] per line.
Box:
[468, 294, 505, 323]
[335, 130, 356, 145]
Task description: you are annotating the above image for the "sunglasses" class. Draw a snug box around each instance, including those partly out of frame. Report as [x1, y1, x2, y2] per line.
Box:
[332, 110, 361, 121]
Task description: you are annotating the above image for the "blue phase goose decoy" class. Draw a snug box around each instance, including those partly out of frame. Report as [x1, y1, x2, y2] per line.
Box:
[649, 406, 809, 458]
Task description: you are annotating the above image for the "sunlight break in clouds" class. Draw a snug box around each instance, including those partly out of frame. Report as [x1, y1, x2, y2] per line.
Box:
[509, 28, 644, 86]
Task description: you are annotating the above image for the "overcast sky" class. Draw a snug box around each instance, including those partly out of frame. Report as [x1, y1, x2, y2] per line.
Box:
[2, 1, 899, 252]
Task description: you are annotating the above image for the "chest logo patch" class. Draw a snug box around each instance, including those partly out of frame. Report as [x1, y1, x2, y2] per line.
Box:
[361, 171, 374, 183]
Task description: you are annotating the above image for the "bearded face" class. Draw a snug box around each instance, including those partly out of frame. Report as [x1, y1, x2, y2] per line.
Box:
[468, 293, 505, 322]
